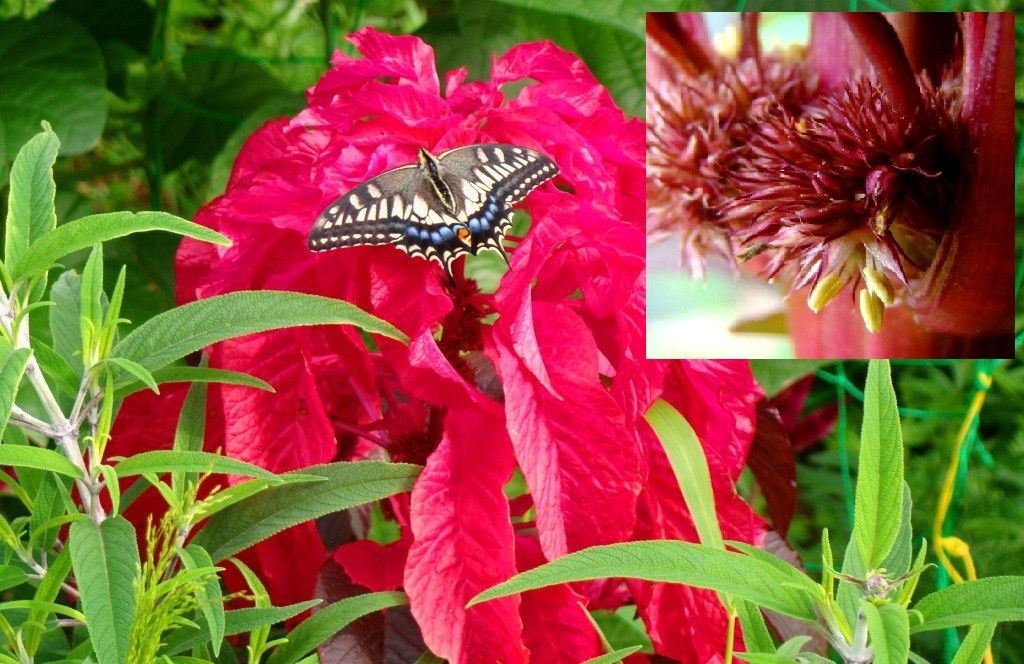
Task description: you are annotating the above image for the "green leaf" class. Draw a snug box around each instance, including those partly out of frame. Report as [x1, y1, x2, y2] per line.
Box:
[861, 600, 910, 664]
[31, 337, 80, 399]
[911, 576, 1024, 632]
[113, 450, 280, 483]
[101, 357, 158, 393]
[113, 290, 407, 373]
[172, 370, 208, 498]
[266, 591, 407, 664]
[0, 565, 26, 593]
[180, 544, 225, 656]
[0, 348, 30, 440]
[49, 270, 85, 374]
[4, 124, 59, 270]
[0, 13, 106, 156]
[881, 482, 914, 577]
[951, 622, 997, 664]
[69, 515, 139, 664]
[0, 444, 83, 479]
[161, 601, 321, 657]
[749, 360, 830, 398]
[190, 461, 421, 562]
[734, 653, 795, 664]
[581, 646, 644, 664]
[735, 598, 775, 654]
[853, 360, 904, 569]
[23, 547, 72, 656]
[10, 211, 230, 282]
[644, 399, 722, 549]
[469, 541, 817, 623]
[115, 366, 273, 399]
[80, 244, 105, 359]
[156, 49, 291, 171]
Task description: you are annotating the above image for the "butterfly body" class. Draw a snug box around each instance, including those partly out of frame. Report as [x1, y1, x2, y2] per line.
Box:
[308, 143, 558, 279]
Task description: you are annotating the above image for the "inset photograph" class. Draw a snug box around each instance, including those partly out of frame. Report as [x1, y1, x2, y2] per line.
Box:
[646, 12, 1015, 359]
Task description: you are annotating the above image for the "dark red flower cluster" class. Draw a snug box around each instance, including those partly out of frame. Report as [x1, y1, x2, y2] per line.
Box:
[110, 28, 766, 662]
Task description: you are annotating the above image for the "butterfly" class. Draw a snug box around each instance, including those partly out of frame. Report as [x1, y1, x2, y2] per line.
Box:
[307, 143, 559, 281]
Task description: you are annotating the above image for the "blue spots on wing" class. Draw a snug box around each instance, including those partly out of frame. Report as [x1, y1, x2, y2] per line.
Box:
[438, 226, 455, 241]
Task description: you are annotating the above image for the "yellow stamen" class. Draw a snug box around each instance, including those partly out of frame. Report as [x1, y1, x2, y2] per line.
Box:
[858, 288, 884, 333]
[808, 272, 844, 313]
[862, 267, 895, 306]
[872, 206, 890, 235]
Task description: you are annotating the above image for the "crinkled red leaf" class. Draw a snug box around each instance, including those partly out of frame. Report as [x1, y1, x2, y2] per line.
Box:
[403, 404, 526, 664]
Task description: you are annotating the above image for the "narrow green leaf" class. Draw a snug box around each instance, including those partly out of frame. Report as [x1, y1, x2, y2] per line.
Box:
[0, 599, 84, 622]
[80, 243, 104, 360]
[266, 591, 407, 664]
[115, 366, 273, 399]
[861, 600, 910, 664]
[911, 576, 1024, 632]
[0, 444, 83, 479]
[173, 370, 208, 499]
[776, 635, 812, 659]
[23, 547, 72, 655]
[113, 450, 280, 483]
[951, 622, 997, 664]
[581, 646, 644, 664]
[97, 464, 120, 515]
[10, 211, 230, 281]
[28, 471, 64, 549]
[644, 399, 723, 549]
[735, 598, 775, 654]
[113, 290, 407, 374]
[853, 360, 904, 569]
[69, 515, 139, 664]
[180, 544, 225, 656]
[734, 652, 794, 664]
[0, 348, 31, 440]
[469, 541, 817, 623]
[30, 337, 80, 398]
[4, 124, 59, 270]
[194, 473, 328, 521]
[48, 270, 85, 374]
[724, 541, 822, 599]
[101, 357, 158, 393]
[882, 482, 914, 577]
[159, 601, 321, 657]
[0, 565, 26, 594]
[191, 461, 421, 562]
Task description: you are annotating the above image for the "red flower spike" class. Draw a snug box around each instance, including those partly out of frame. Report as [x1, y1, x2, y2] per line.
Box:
[111, 25, 770, 661]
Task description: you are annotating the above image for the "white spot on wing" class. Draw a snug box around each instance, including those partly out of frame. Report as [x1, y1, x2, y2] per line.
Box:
[476, 148, 489, 162]
[413, 194, 428, 218]
[349, 194, 362, 208]
[367, 184, 382, 198]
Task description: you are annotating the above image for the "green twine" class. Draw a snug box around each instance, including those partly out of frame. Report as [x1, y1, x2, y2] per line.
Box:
[833, 362, 856, 528]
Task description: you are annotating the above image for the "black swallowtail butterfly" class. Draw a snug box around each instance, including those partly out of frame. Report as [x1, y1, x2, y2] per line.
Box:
[308, 144, 559, 280]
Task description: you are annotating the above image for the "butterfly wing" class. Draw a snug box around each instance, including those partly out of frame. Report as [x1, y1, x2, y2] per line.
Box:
[307, 164, 419, 251]
[308, 143, 558, 279]
[435, 144, 558, 256]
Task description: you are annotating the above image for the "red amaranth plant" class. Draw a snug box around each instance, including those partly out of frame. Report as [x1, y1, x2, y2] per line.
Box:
[647, 13, 1014, 357]
[106, 28, 769, 663]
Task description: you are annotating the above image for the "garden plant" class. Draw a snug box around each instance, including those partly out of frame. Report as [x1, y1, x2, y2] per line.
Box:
[0, 2, 1021, 664]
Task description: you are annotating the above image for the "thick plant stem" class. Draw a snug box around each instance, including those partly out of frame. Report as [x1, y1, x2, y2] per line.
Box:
[0, 288, 106, 523]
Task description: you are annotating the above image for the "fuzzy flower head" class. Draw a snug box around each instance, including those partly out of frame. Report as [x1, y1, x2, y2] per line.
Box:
[648, 13, 1014, 343]
[646, 13, 819, 277]
[720, 70, 963, 332]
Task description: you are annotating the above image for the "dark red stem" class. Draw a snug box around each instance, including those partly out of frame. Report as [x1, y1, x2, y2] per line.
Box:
[646, 13, 712, 75]
[739, 13, 760, 62]
[843, 13, 922, 121]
